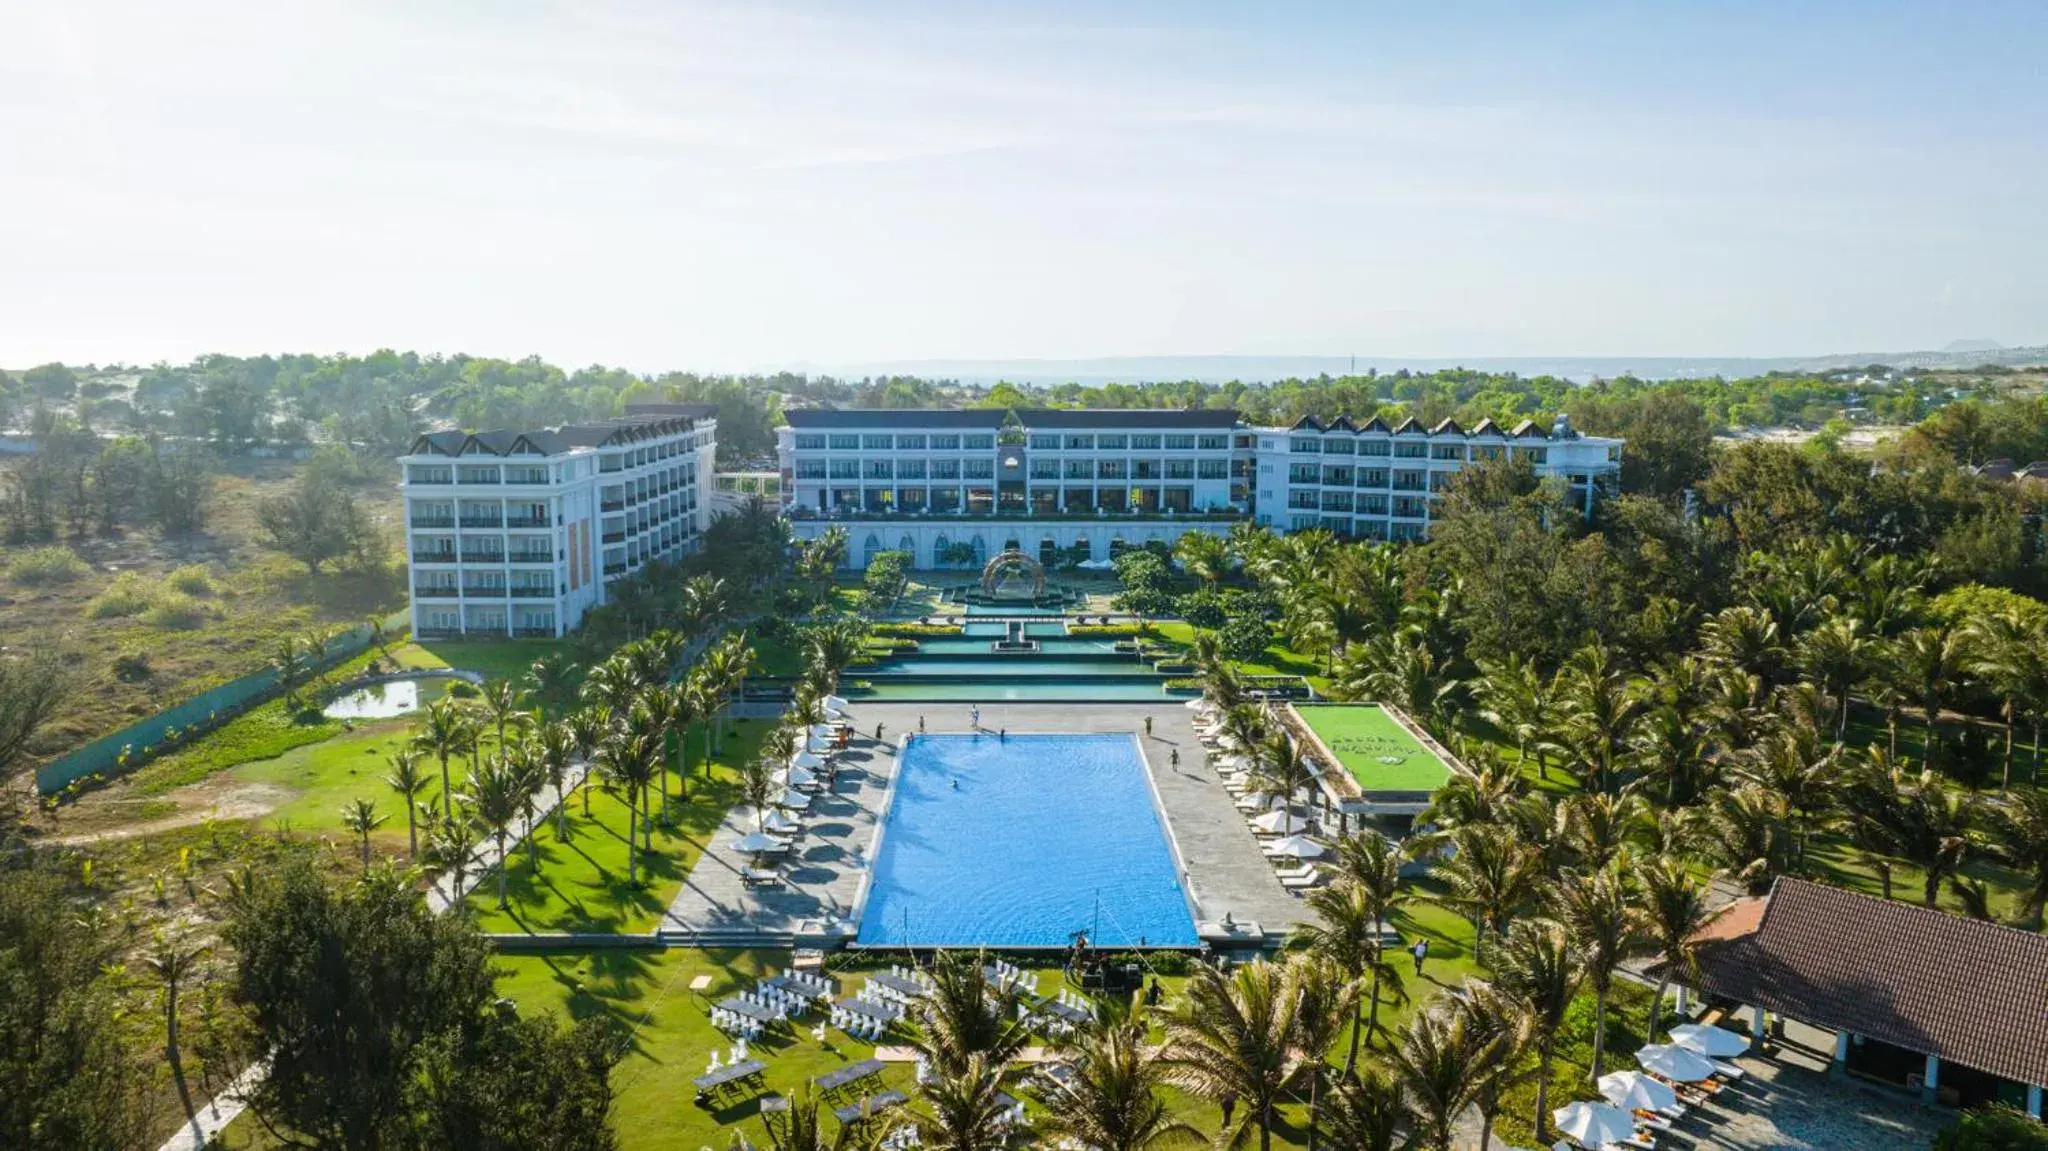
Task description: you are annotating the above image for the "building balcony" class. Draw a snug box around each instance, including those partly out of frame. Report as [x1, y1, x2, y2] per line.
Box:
[461, 585, 508, 598]
[600, 500, 625, 512]
[412, 583, 460, 599]
[458, 516, 502, 529]
[787, 507, 1242, 524]
[459, 550, 505, 563]
[601, 531, 626, 544]
[603, 563, 627, 576]
[512, 627, 556, 638]
[409, 516, 455, 529]
[407, 475, 454, 485]
[411, 551, 458, 564]
[509, 586, 555, 598]
[505, 515, 552, 528]
[507, 552, 555, 564]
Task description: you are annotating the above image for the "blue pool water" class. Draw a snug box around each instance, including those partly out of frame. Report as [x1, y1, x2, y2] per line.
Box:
[857, 734, 1198, 948]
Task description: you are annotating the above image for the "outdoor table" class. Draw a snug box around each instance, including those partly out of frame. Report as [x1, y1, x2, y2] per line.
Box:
[763, 974, 829, 1003]
[833, 1090, 907, 1124]
[815, 1057, 885, 1093]
[693, 1058, 767, 1099]
[868, 972, 928, 1000]
[757, 1095, 789, 1115]
[1036, 999, 1091, 1027]
[839, 998, 903, 1024]
[717, 997, 784, 1024]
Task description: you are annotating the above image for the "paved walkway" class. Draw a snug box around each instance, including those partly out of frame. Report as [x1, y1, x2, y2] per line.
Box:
[664, 701, 1307, 945]
[1648, 1049, 1944, 1151]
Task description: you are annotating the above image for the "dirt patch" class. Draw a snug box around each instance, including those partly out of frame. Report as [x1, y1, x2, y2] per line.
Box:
[44, 778, 291, 846]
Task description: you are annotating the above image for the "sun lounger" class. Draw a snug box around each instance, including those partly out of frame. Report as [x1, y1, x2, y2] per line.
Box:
[1281, 872, 1328, 890]
[1709, 1060, 1746, 1080]
[1273, 864, 1318, 881]
[743, 868, 785, 887]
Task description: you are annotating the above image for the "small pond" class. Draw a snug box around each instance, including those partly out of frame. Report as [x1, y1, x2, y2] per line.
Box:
[322, 677, 449, 720]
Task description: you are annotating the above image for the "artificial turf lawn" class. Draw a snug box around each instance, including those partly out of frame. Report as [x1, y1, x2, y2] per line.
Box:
[1290, 703, 1453, 793]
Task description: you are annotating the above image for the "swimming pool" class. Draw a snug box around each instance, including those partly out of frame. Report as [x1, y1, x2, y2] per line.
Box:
[856, 733, 1199, 948]
[856, 680, 1186, 702]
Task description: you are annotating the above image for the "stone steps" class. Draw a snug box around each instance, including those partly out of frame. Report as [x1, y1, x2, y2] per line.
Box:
[656, 925, 800, 949]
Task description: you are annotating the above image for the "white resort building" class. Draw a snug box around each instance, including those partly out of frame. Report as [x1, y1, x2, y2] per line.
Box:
[399, 404, 718, 637]
[775, 407, 1621, 568]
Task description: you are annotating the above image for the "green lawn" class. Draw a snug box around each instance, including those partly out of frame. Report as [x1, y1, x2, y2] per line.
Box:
[1290, 702, 1455, 793]
[466, 718, 771, 934]
[408, 637, 566, 684]
[229, 718, 453, 838]
[1148, 621, 1332, 692]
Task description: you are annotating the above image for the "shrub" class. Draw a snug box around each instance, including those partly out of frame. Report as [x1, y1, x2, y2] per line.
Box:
[874, 623, 965, 637]
[1066, 624, 1142, 638]
[142, 591, 211, 629]
[1933, 1106, 2048, 1150]
[164, 564, 218, 596]
[445, 681, 479, 699]
[112, 651, 155, 682]
[9, 546, 88, 585]
[86, 572, 157, 618]
[1217, 614, 1274, 663]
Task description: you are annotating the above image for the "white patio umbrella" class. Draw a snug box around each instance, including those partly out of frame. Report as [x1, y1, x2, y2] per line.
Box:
[762, 809, 801, 834]
[823, 694, 850, 711]
[1669, 1022, 1750, 1058]
[775, 788, 812, 810]
[1552, 1101, 1636, 1149]
[774, 765, 817, 789]
[1265, 835, 1326, 859]
[1636, 1043, 1716, 1082]
[810, 724, 839, 738]
[790, 750, 824, 770]
[1598, 1070, 1678, 1113]
[1249, 808, 1312, 834]
[730, 831, 783, 854]
[1183, 697, 1211, 710]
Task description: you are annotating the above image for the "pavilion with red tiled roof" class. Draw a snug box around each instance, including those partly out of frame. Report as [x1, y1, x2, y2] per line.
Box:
[1680, 878, 2048, 1118]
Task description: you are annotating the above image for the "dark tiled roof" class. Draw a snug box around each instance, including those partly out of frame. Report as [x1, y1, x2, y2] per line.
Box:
[625, 402, 720, 420]
[781, 407, 1240, 430]
[407, 411, 702, 456]
[1689, 878, 2048, 1087]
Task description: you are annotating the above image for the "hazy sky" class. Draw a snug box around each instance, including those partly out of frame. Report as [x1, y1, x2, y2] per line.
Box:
[4, 1, 2045, 370]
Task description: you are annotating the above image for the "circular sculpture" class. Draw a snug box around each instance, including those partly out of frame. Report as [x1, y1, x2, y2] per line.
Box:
[980, 549, 1046, 600]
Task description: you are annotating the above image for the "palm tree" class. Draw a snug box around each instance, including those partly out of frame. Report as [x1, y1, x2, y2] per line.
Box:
[1384, 1010, 1494, 1151]
[1318, 1067, 1416, 1151]
[1688, 785, 1796, 895]
[667, 682, 703, 802]
[1313, 830, 1412, 1066]
[1290, 956, 1360, 1151]
[1250, 730, 1316, 815]
[1031, 1018, 1198, 1151]
[567, 708, 609, 819]
[1551, 642, 1645, 793]
[1980, 787, 2048, 927]
[803, 620, 867, 695]
[478, 678, 533, 767]
[1432, 823, 1541, 968]
[1174, 530, 1229, 586]
[1449, 981, 1533, 1151]
[909, 951, 1033, 1077]
[1629, 702, 1717, 807]
[1553, 865, 1643, 1081]
[1796, 614, 1873, 739]
[1892, 624, 1970, 767]
[1340, 635, 1460, 734]
[1559, 791, 1649, 870]
[339, 798, 386, 873]
[462, 760, 525, 908]
[411, 696, 477, 821]
[580, 655, 646, 719]
[1419, 753, 1525, 830]
[270, 635, 312, 709]
[739, 755, 779, 834]
[1732, 721, 1839, 867]
[682, 574, 731, 635]
[1965, 611, 2048, 788]
[144, 932, 210, 1129]
[912, 1056, 1022, 1151]
[1638, 856, 1713, 1039]
[533, 719, 578, 841]
[1158, 962, 1306, 1151]
[384, 750, 429, 860]
[1698, 604, 1785, 681]
[521, 651, 582, 720]
[1475, 653, 1557, 780]
[1491, 918, 1583, 1143]
[1219, 704, 1269, 757]
[424, 815, 473, 896]
[594, 728, 662, 886]
[1842, 765, 1978, 908]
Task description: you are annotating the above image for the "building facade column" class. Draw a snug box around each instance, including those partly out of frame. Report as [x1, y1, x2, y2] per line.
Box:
[1750, 1004, 1766, 1038]
[2026, 1084, 2041, 1120]
[1830, 1030, 1850, 1078]
[1922, 1054, 1941, 1105]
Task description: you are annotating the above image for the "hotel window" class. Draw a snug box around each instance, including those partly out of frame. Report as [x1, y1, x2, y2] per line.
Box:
[897, 434, 926, 450]
[828, 434, 860, 450]
[963, 459, 994, 479]
[1164, 434, 1195, 450]
[963, 435, 995, 450]
[828, 460, 859, 479]
[1522, 447, 1549, 464]
[1197, 459, 1227, 479]
[1322, 438, 1355, 456]
[1165, 460, 1194, 479]
[897, 460, 927, 479]
[1064, 434, 1094, 450]
[1431, 443, 1464, 461]
[864, 434, 894, 450]
[932, 460, 961, 479]
[1097, 460, 1127, 479]
[1030, 459, 1059, 479]
[1096, 435, 1127, 450]
[1289, 464, 1320, 484]
[796, 460, 826, 479]
[864, 461, 893, 479]
[1030, 435, 1060, 450]
[1198, 435, 1227, 451]
[1289, 437, 1320, 453]
[1358, 440, 1391, 456]
[1131, 434, 1162, 450]
[931, 434, 961, 450]
[1064, 461, 1092, 479]
[1394, 442, 1427, 458]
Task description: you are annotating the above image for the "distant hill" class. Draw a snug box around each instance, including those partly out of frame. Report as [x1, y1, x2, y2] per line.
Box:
[795, 346, 2048, 385]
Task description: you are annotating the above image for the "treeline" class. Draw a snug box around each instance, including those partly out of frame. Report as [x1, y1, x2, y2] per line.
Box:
[1, 408, 209, 542]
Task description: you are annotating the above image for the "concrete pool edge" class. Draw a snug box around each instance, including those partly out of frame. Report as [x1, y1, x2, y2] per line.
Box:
[847, 731, 1202, 951]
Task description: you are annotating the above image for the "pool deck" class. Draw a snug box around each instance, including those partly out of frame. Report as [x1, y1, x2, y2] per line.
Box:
[662, 702, 1306, 947]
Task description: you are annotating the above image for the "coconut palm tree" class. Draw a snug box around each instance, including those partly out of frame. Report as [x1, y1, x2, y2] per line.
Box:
[1966, 611, 2048, 789]
[1559, 791, 1650, 870]
[1448, 981, 1533, 1151]
[477, 678, 533, 767]
[1031, 1018, 1199, 1151]
[384, 750, 429, 860]
[521, 651, 582, 720]
[424, 814, 473, 896]
[339, 798, 386, 873]
[912, 1056, 1023, 1151]
[1250, 730, 1317, 815]
[1732, 722, 1839, 867]
[532, 719, 578, 841]
[760, 1085, 878, 1151]
[1550, 642, 1646, 793]
[580, 655, 645, 720]
[909, 951, 1033, 1078]
[144, 931, 209, 1129]
[739, 755, 779, 835]
[1490, 918, 1583, 1143]
[1310, 831, 1412, 1066]
[1892, 624, 1971, 767]
[1980, 787, 2048, 927]
[1553, 865, 1644, 1081]
[1475, 653, 1558, 780]
[411, 696, 478, 821]
[1158, 962, 1306, 1151]
[593, 727, 661, 887]
[1796, 614, 1874, 739]
[1219, 704, 1269, 757]
[1687, 785, 1796, 895]
[1629, 702, 1718, 808]
[1383, 1010, 1494, 1151]
[1291, 956, 1361, 1151]
[666, 682, 703, 802]
[682, 574, 731, 636]
[1318, 1067, 1416, 1151]
[1637, 856, 1713, 1039]
[803, 620, 868, 695]
[1432, 823, 1542, 968]
[567, 707, 609, 818]
[269, 635, 313, 709]
[1419, 753, 1525, 830]
[461, 760, 525, 908]
[1841, 764, 1978, 908]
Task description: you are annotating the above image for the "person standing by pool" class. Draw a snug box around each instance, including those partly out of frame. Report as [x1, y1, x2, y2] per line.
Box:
[1170, 748, 1180, 769]
[970, 704, 980, 729]
[918, 715, 926, 732]
[1144, 715, 1153, 738]
[876, 721, 886, 742]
